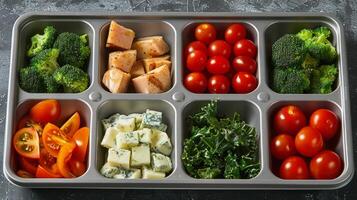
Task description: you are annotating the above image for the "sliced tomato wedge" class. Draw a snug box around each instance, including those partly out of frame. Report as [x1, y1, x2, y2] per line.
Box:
[17, 170, 34, 178]
[19, 156, 38, 175]
[57, 142, 76, 178]
[35, 165, 62, 178]
[71, 127, 89, 162]
[42, 123, 70, 157]
[60, 112, 81, 138]
[13, 127, 40, 159]
[68, 159, 87, 177]
[17, 115, 43, 136]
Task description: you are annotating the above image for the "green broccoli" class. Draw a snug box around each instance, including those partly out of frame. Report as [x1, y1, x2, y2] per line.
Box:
[309, 64, 338, 94]
[272, 34, 307, 68]
[19, 67, 46, 93]
[272, 66, 310, 94]
[44, 76, 61, 93]
[27, 26, 56, 57]
[53, 64, 89, 93]
[30, 48, 60, 76]
[53, 32, 91, 68]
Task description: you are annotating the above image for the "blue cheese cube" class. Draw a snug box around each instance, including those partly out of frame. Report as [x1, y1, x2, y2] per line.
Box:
[142, 166, 165, 179]
[115, 116, 136, 132]
[137, 128, 152, 144]
[140, 109, 162, 129]
[157, 123, 168, 132]
[128, 113, 143, 129]
[100, 162, 119, 178]
[116, 131, 139, 149]
[101, 127, 120, 148]
[113, 168, 142, 179]
[152, 129, 172, 156]
[151, 153, 172, 173]
[107, 148, 131, 169]
[131, 144, 151, 167]
[102, 113, 122, 130]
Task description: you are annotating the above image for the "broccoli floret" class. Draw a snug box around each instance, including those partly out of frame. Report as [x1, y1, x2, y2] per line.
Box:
[53, 64, 89, 93]
[301, 53, 319, 70]
[272, 66, 310, 94]
[309, 64, 338, 94]
[44, 76, 61, 93]
[272, 34, 307, 68]
[53, 32, 91, 68]
[27, 26, 56, 57]
[19, 67, 46, 93]
[30, 48, 60, 76]
[296, 29, 314, 41]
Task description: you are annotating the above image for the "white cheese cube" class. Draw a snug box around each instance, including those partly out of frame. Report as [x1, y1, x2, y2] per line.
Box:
[115, 116, 136, 132]
[137, 128, 152, 144]
[151, 153, 172, 173]
[127, 168, 142, 179]
[128, 113, 143, 129]
[152, 129, 172, 156]
[100, 162, 119, 178]
[107, 148, 131, 169]
[101, 127, 120, 148]
[116, 131, 139, 149]
[131, 144, 151, 167]
[157, 123, 168, 132]
[102, 113, 122, 130]
[113, 171, 126, 179]
[140, 109, 162, 129]
[142, 166, 165, 179]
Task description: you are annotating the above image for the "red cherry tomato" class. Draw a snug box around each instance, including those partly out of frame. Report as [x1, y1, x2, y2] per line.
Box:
[295, 126, 324, 157]
[279, 156, 309, 179]
[186, 50, 207, 72]
[30, 100, 61, 124]
[271, 134, 296, 160]
[232, 56, 257, 74]
[310, 150, 342, 179]
[195, 23, 217, 44]
[233, 39, 257, 58]
[224, 23, 247, 44]
[208, 40, 231, 58]
[206, 56, 230, 75]
[310, 109, 339, 141]
[232, 72, 257, 93]
[185, 41, 207, 56]
[184, 72, 207, 93]
[207, 75, 230, 94]
[274, 105, 306, 136]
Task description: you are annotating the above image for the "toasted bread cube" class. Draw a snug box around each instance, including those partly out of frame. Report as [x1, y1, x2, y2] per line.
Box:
[143, 55, 171, 72]
[108, 50, 137, 73]
[132, 64, 171, 94]
[132, 36, 169, 59]
[102, 68, 131, 93]
[130, 60, 146, 78]
[106, 20, 135, 50]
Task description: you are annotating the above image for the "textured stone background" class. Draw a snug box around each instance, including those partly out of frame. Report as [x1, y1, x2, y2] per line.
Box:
[1, 0, 357, 199]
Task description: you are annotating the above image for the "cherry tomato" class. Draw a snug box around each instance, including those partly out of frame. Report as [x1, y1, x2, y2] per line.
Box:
[208, 40, 231, 58]
[224, 23, 247, 44]
[207, 56, 230, 75]
[195, 23, 217, 44]
[274, 105, 306, 136]
[57, 142, 76, 178]
[208, 75, 230, 94]
[270, 134, 296, 160]
[71, 127, 89, 162]
[42, 123, 70, 157]
[39, 147, 57, 170]
[30, 100, 61, 124]
[17, 170, 34, 178]
[232, 72, 257, 93]
[186, 50, 207, 72]
[185, 41, 207, 56]
[232, 56, 257, 74]
[19, 156, 38, 175]
[35, 165, 62, 178]
[184, 72, 208, 93]
[295, 126, 324, 157]
[17, 115, 32, 129]
[60, 112, 81, 138]
[310, 109, 339, 141]
[233, 39, 257, 58]
[310, 150, 342, 179]
[279, 156, 309, 179]
[69, 159, 87, 177]
[13, 127, 40, 159]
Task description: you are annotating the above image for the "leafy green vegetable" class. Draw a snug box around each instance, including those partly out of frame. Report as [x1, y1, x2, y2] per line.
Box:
[182, 101, 260, 179]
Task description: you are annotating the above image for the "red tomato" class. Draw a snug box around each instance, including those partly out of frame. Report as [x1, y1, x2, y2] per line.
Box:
[232, 56, 257, 74]
[185, 41, 207, 56]
[233, 39, 257, 58]
[295, 126, 324, 157]
[17, 170, 34, 178]
[39, 147, 57, 170]
[279, 156, 309, 179]
[195, 23, 217, 44]
[310, 150, 342, 179]
[208, 40, 231, 58]
[184, 72, 208, 93]
[35, 165, 62, 178]
[19, 156, 38, 175]
[270, 134, 296, 160]
[57, 142, 76, 178]
[17, 115, 33, 129]
[274, 105, 306, 136]
[60, 112, 81, 138]
[71, 127, 89, 162]
[30, 100, 61, 124]
[69, 159, 87, 177]
[42, 123, 70, 157]
[207, 56, 230, 75]
[232, 72, 257, 93]
[310, 109, 339, 141]
[208, 75, 230, 94]
[224, 23, 247, 44]
[186, 50, 207, 72]
[13, 127, 40, 159]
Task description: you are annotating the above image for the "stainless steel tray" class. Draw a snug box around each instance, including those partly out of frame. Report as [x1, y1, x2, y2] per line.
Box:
[3, 12, 354, 189]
